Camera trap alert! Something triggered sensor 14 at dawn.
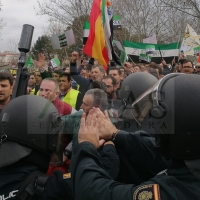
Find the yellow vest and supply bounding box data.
[29,88,39,96]
[62,89,79,109]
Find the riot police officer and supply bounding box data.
[0,95,73,200]
[71,73,200,199]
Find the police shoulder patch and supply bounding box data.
[133,184,161,200]
[63,173,71,179]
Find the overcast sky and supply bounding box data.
[0,0,49,52]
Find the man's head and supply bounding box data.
[34,71,42,85]
[52,70,62,81]
[80,88,108,113]
[108,67,122,85]
[102,75,117,98]
[133,65,141,73]
[181,59,194,74]
[28,73,36,87]
[195,63,200,74]
[59,73,71,93]
[39,78,59,102]
[91,65,105,81]
[0,72,14,108]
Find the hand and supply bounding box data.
[35,53,45,68]
[78,109,105,149]
[70,51,79,63]
[161,58,167,66]
[172,58,175,65]
[96,108,118,141]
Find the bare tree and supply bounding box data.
[0,0,6,42]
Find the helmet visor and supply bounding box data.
[131,80,161,126]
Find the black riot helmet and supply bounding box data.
[119,72,158,105]
[132,73,200,160]
[0,95,63,168]
[117,72,158,119]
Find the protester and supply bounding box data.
[0,72,13,113]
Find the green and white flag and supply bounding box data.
[113,15,122,30]
[139,54,151,62]
[50,29,75,49]
[50,58,61,68]
[83,22,90,45]
[123,41,180,64]
[194,46,200,56]
[25,55,33,68]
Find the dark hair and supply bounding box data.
[0,72,14,86]
[146,68,159,79]
[91,81,107,92]
[102,75,117,86]
[59,72,71,82]
[108,67,122,75]
[182,59,194,67]
[54,70,63,75]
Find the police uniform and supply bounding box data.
[0,161,73,200]
[71,142,200,200]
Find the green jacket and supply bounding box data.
[62,110,83,152]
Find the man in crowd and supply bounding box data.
[28,73,36,95]
[0,72,13,113]
[62,88,120,179]
[102,75,118,100]
[39,78,75,116]
[195,63,200,74]
[59,72,82,110]
[181,59,195,74]
[108,67,122,90]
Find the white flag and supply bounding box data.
[180,24,200,55]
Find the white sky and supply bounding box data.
[0,0,49,52]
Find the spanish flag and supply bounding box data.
[83,0,109,67]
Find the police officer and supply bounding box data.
[0,95,74,200]
[116,72,158,135]
[109,72,171,184]
[71,73,200,199]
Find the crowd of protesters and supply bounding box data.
[0,50,200,199]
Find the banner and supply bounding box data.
[180,24,200,55]
[123,41,180,64]
[50,29,75,49]
[143,35,157,44]
[50,58,61,68]
[25,55,33,68]
[113,15,122,30]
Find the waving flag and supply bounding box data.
[83,0,109,67]
[83,22,90,45]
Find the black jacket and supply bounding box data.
[0,159,74,200]
[71,142,200,200]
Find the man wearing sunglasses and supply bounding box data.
[195,63,200,74]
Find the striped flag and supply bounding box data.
[83,0,109,67]
[123,41,180,64]
[83,22,90,45]
[102,0,112,61]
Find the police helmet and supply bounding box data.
[0,95,62,168]
[132,73,200,159]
